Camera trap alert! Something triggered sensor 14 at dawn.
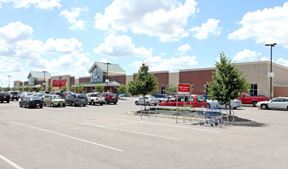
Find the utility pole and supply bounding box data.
[265,43,277,99]
[8,75,12,89]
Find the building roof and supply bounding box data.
[27,71,51,80]
[179,61,288,72]
[88,62,125,75]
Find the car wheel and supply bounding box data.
[261,104,268,109]
[63,103,66,107]
[146,102,150,106]
[7,100,9,103]
[40,105,43,108]
[207,103,211,109]
[135,101,139,105]
[252,101,257,107]
[114,102,117,105]
[100,102,103,106]
[26,103,29,108]
[233,107,237,109]
[19,103,22,107]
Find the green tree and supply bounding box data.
[95,85,104,92]
[61,87,68,92]
[207,52,249,113]
[128,63,158,109]
[165,85,177,95]
[117,84,127,94]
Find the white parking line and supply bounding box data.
[0,154,24,169]
[77,122,181,141]
[8,121,123,152]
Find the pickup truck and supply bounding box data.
[239,93,269,107]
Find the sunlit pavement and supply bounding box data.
[0,99,287,169]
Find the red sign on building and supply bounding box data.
[52,79,67,87]
[178,83,190,95]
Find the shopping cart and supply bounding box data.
[200,109,223,127]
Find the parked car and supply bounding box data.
[44,94,66,107]
[103,92,118,104]
[65,93,88,106]
[256,97,288,110]
[207,99,242,109]
[9,91,20,101]
[19,92,32,100]
[19,95,44,108]
[135,95,159,106]
[35,93,45,100]
[159,95,208,108]
[239,93,269,107]
[86,92,105,105]
[153,94,169,103]
[0,92,10,103]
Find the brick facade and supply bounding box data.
[109,75,126,84]
[79,77,91,84]
[179,69,213,95]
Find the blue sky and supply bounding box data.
[0,0,288,87]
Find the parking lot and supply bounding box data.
[0,98,288,169]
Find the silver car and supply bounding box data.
[135,95,159,106]
[256,97,288,110]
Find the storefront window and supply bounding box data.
[249,84,258,96]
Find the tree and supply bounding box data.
[165,85,177,95]
[207,52,249,113]
[117,84,127,94]
[128,63,158,110]
[95,85,104,92]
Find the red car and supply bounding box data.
[238,93,269,107]
[159,95,208,108]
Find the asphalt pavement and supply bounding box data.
[0,98,288,169]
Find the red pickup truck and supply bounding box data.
[239,93,269,107]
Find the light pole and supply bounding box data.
[42,71,47,91]
[8,75,12,89]
[265,43,277,99]
[105,62,111,91]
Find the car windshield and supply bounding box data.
[77,95,86,99]
[52,95,61,99]
[30,96,41,100]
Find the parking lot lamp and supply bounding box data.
[265,43,277,99]
[8,75,12,89]
[105,62,111,90]
[42,71,47,91]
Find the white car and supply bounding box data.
[135,95,159,106]
[256,97,288,110]
[207,99,241,109]
[86,92,105,105]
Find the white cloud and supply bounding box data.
[0,21,91,83]
[233,49,263,62]
[95,0,198,42]
[190,18,221,40]
[0,21,33,42]
[60,8,88,30]
[178,43,191,54]
[131,55,197,72]
[43,38,83,53]
[0,0,61,9]
[276,57,288,67]
[94,34,152,57]
[228,2,288,48]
